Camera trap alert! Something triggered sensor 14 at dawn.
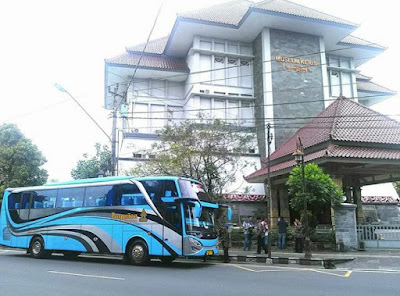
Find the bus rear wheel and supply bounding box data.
[30,237,49,259]
[127,240,149,266]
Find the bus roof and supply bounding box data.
[44,176,197,187]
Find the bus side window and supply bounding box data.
[8,193,21,210]
[32,191,44,209]
[84,185,114,207]
[164,181,178,197]
[57,188,85,208]
[37,189,57,208]
[21,192,32,209]
[140,180,164,203]
[116,184,146,206]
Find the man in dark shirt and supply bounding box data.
[277,217,288,250]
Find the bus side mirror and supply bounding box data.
[194,202,202,218]
[227,208,232,221]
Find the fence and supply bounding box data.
[357,224,400,248]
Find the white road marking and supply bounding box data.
[230,264,352,278]
[48,270,125,281]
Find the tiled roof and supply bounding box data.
[326,145,400,160]
[253,0,357,27]
[266,97,400,162]
[339,35,386,50]
[356,73,372,81]
[245,149,326,180]
[357,80,396,94]
[126,36,169,54]
[178,0,251,26]
[178,0,357,27]
[105,52,189,72]
[245,144,400,180]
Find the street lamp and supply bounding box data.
[54,83,116,176]
[292,137,312,259]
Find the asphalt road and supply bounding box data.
[1,249,400,296]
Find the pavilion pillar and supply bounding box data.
[353,185,366,225]
[279,186,291,222]
[270,186,279,228]
[331,176,344,228]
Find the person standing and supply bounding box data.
[277,216,288,250]
[242,216,254,251]
[294,218,304,253]
[219,224,230,263]
[257,217,268,254]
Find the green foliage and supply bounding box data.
[310,230,336,244]
[126,118,256,198]
[0,124,48,200]
[287,163,342,225]
[71,143,112,179]
[394,181,400,194]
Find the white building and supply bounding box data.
[104,0,395,205]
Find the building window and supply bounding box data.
[198,97,254,125]
[214,56,225,85]
[228,43,238,54]
[132,103,149,133]
[150,104,165,133]
[227,58,239,86]
[327,55,353,98]
[167,106,183,126]
[215,42,225,52]
[200,40,212,50]
[227,101,239,121]
[200,54,212,82]
[214,100,226,119]
[240,60,252,88]
[200,97,212,119]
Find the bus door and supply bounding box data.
[14,192,31,248]
[162,202,183,256]
[140,179,183,257]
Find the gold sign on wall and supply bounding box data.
[275,56,318,73]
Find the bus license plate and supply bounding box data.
[206,250,214,256]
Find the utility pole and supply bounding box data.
[267,123,273,259]
[107,84,126,176]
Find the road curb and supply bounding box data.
[210,254,355,267]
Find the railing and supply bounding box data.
[357,224,400,241]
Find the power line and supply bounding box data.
[105,40,385,98]
[116,93,398,116]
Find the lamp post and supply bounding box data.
[54,83,115,175]
[292,138,312,259]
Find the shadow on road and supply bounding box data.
[9,252,213,270]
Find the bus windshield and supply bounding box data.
[184,203,217,239]
[178,179,211,202]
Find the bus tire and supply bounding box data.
[30,236,49,259]
[127,240,149,266]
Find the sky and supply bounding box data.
[0,0,399,182]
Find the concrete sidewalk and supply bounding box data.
[215,247,400,269]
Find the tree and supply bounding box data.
[127,119,256,199]
[394,181,400,196]
[287,163,342,226]
[71,143,112,179]
[0,124,48,201]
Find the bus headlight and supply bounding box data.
[188,237,202,252]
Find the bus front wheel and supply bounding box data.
[127,240,149,266]
[30,237,49,259]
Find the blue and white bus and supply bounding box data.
[0,176,231,265]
